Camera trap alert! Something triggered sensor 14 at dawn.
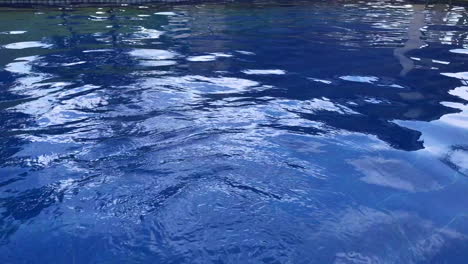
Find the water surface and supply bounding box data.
[0,1,468,263]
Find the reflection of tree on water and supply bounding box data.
[156,2,467,152]
[393,3,468,178]
[394,4,426,76]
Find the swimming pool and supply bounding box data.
[0,1,467,263]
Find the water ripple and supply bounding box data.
[0,1,467,263]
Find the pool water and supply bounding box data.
[0,1,467,263]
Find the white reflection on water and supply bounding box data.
[439,102,468,130]
[5,56,40,74]
[339,75,379,83]
[187,55,217,62]
[129,49,178,60]
[139,60,177,67]
[62,61,87,67]
[450,49,468,55]
[154,12,177,16]
[4,55,55,95]
[83,49,113,53]
[141,75,260,94]
[242,69,286,75]
[236,50,255,55]
[449,86,468,101]
[3,41,52,49]
[1,31,27,35]
[210,53,233,58]
[132,27,164,40]
[308,78,333,84]
[89,16,108,21]
[432,59,450,65]
[441,72,468,80]
[281,98,359,115]
[187,53,232,62]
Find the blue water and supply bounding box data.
[0,1,467,263]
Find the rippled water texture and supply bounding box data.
[0,1,468,263]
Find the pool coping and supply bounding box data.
[1,0,468,8]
